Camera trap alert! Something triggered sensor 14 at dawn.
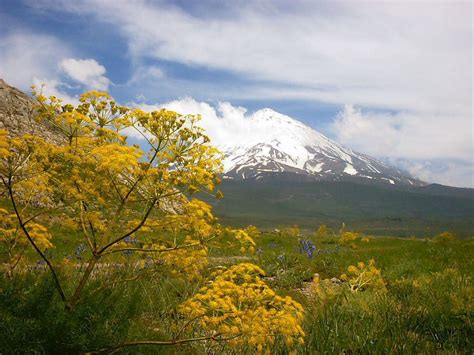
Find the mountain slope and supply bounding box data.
[220,108,423,186]
[205,179,474,237]
[0,79,64,144]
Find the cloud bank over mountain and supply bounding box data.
[131,98,473,187]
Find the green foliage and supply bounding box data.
[0,273,140,352]
[1,231,473,353]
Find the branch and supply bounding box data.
[98,199,157,255]
[96,334,240,353]
[119,142,161,209]
[92,275,143,293]
[79,201,96,252]
[102,235,217,257]
[22,201,74,226]
[2,176,67,303]
[69,254,99,307]
[102,244,195,256]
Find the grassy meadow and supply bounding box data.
[1,222,473,354]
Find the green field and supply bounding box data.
[1,227,473,353]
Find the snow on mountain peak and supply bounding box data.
[160,97,421,185]
[218,108,422,186]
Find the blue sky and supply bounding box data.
[0,0,472,187]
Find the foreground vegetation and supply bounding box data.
[1,89,472,353]
[1,227,472,353]
[253,230,473,353]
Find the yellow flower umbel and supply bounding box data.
[151,236,209,281]
[344,259,386,293]
[179,263,305,353]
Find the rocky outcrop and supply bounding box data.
[0,79,64,144]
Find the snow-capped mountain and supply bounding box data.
[219,108,423,186]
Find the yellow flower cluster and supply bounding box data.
[0,208,53,250]
[338,231,359,245]
[0,208,53,275]
[231,229,256,253]
[314,224,331,239]
[0,131,54,206]
[179,263,305,353]
[281,225,301,238]
[432,231,457,243]
[244,225,260,239]
[149,236,209,281]
[0,129,9,159]
[341,259,385,293]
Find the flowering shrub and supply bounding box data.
[432,231,457,243]
[179,263,305,353]
[339,231,359,245]
[151,237,209,281]
[310,259,385,305]
[340,259,385,293]
[0,90,297,351]
[282,225,301,238]
[314,224,331,239]
[244,225,261,239]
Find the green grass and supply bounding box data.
[1,228,473,353]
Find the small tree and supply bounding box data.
[0,90,304,352]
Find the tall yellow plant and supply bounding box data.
[0,89,303,351]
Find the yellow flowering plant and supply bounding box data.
[341,259,386,293]
[339,231,360,245]
[0,207,52,277]
[0,89,303,351]
[179,263,305,353]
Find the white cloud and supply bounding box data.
[0,31,110,100]
[9,1,474,186]
[332,105,473,161]
[60,58,110,91]
[31,77,79,104]
[128,66,164,84]
[331,105,473,187]
[33,0,472,114]
[394,159,473,189]
[127,97,251,148]
[0,32,70,91]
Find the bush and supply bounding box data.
[432,231,458,243]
